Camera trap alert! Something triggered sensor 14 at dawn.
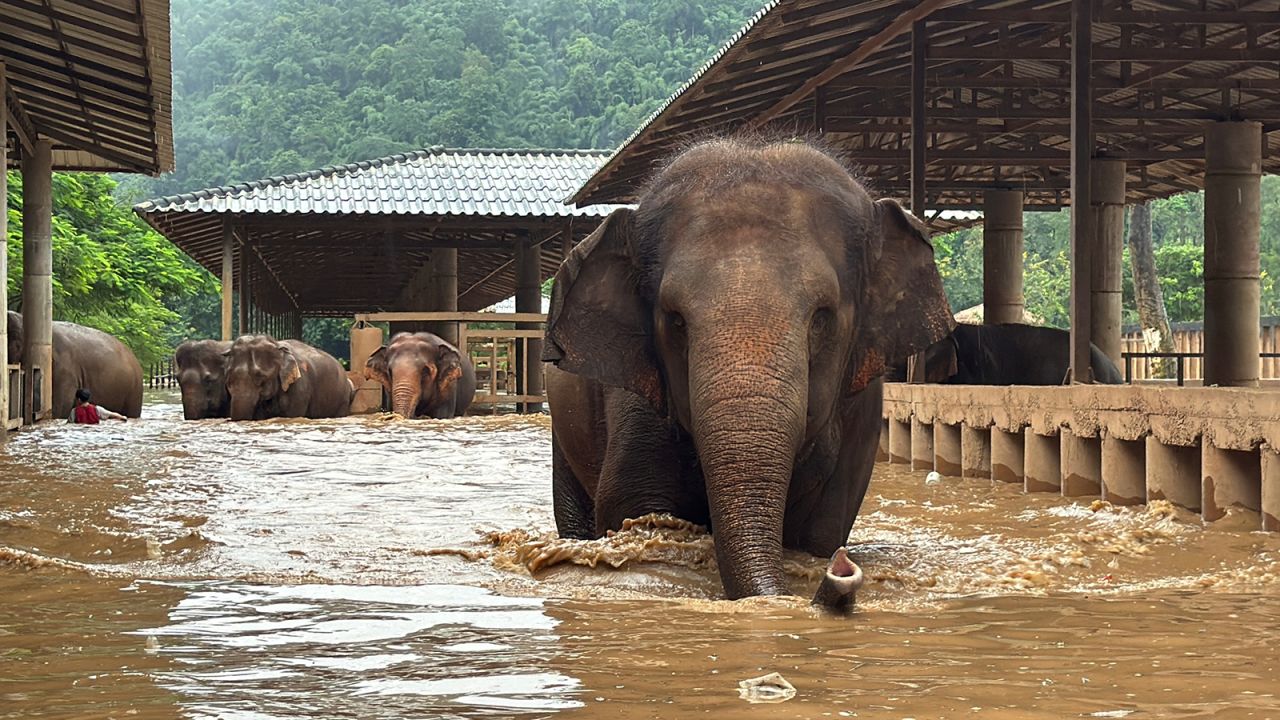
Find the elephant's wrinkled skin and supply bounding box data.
[887,322,1124,385]
[175,339,232,419]
[7,311,143,419]
[365,332,475,419]
[543,139,954,601]
[224,335,353,421]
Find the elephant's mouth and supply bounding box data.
[810,547,864,613]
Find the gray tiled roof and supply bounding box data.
[135,147,618,217]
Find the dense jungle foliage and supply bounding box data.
[5,0,1278,364]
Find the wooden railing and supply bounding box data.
[1122,352,1280,386]
[353,312,547,412]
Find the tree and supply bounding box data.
[1127,201,1174,376]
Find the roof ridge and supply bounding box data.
[134,147,613,210]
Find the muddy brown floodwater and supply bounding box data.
[4,391,1280,719]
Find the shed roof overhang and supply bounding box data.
[136,148,622,315]
[2,0,174,175]
[571,0,1280,227]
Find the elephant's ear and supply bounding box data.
[543,207,665,413]
[364,346,390,386]
[278,344,303,392]
[435,343,464,397]
[849,199,955,392]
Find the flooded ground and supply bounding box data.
[4,391,1280,719]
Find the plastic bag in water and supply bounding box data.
[737,672,796,703]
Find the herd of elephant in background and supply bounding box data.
[6,138,1130,608]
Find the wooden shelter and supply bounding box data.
[3,0,175,433]
[571,0,1280,529]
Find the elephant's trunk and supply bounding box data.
[390,377,421,418]
[229,394,257,422]
[688,329,807,600]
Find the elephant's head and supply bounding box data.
[364,332,463,418]
[544,138,953,599]
[223,335,302,421]
[6,311,22,366]
[175,339,232,419]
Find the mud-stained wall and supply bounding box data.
[881,383,1280,531]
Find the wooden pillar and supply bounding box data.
[982,190,1025,325]
[910,20,927,218]
[0,63,8,436]
[1203,121,1262,387]
[221,219,234,341]
[515,237,544,413]
[1068,0,1094,383]
[237,233,249,337]
[22,139,53,422]
[1090,159,1125,367]
[429,248,459,346]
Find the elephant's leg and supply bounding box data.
[593,388,705,534]
[783,379,884,557]
[553,428,595,539]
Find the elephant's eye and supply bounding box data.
[667,312,686,331]
[809,308,835,354]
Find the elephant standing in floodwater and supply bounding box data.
[7,311,143,419]
[223,335,353,421]
[175,339,232,419]
[887,323,1124,385]
[543,138,954,603]
[364,332,475,419]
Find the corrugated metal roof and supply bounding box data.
[2,0,174,175]
[136,147,619,218]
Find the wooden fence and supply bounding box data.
[1121,318,1280,381]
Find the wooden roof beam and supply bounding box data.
[748,0,954,129]
[3,82,36,153]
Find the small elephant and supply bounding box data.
[888,322,1124,384]
[7,311,144,419]
[543,138,954,604]
[364,331,475,419]
[223,335,353,421]
[175,339,232,419]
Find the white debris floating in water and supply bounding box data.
[738,672,797,703]
[925,471,942,485]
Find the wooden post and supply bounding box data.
[910,20,927,218]
[238,230,249,337]
[0,62,8,436]
[22,139,53,422]
[221,218,234,341]
[515,237,544,413]
[1069,0,1094,383]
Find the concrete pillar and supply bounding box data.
[1203,121,1262,387]
[934,423,962,477]
[1102,436,1145,506]
[515,238,544,413]
[991,428,1024,484]
[962,426,991,479]
[877,417,890,462]
[1024,430,1062,493]
[1060,432,1101,498]
[22,139,53,422]
[0,64,8,437]
[428,248,459,346]
[1262,446,1280,532]
[1090,159,1126,367]
[889,418,912,464]
[221,219,234,341]
[1146,439,1201,511]
[911,417,934,472]
[1202,444,1261,522]
[982,190,1025,325]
